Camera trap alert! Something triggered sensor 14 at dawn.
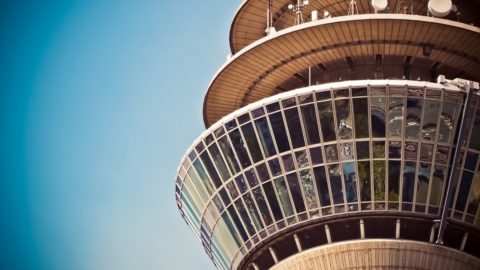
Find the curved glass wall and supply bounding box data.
[175,80,480,270]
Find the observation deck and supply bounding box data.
[205,14,480,128]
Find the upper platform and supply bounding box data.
[230,0,480,53]
[204,14,480,127]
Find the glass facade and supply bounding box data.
[175,81,480,270]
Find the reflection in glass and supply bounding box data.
[372,141,385,158]
[373,161,385,201]
[284,108,305,148]
[301,104,320,144]
[455,171,473,211]
[281,154,295,172]
[405,98,422,139]
[295,150,309,168]
[429,165,445,206]
[335,99,353,139]
[313,166,331,206]
[235,175,248,193]
[309,147,323,164]
[217,136,241,174]
[438,102,457,143]
[243,193,264,230]
[200,152,223,188]
[469,108,480,151]
[269,112,290,153]
[343,162,357,203]
[388,161,400,201]
[274,177,295,217]
[466,173,480,215]
[222,212,242,247]
[389,97,404,138]
[228,129,251,169]
[209,143,231,181]
[300,169,319,210]
[358,161,371,201]
[420,143,433,162]
[254,117,276,157]
[240,123,263,163]
[328,164,344,204]
[268,158,282,176]
[340,142,354,160]
[403,162,416,203]
[435,145,449,164]
[389,141,402,159]
[255,163,270,182]
[235,200,256,236]
[188,167,212,200]
[245,168,259,188]
[422,100,440,140]
[404,141,418,160]
[353,98,369,138]
[317,101,336,142]
[226,181,239,200]
[286,173,306,213]
[371,97,386,138]
[263,182,284,220]
[416,162,431,204]
[325,144,338,163]
[227,206,248,241]
[356,141,369,159]
[252,187,273,226]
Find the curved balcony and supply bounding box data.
[230,0,480,53]
[175,80,480,270]
[205,14,480,128]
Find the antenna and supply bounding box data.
[288,0,309,25]
[371,0,388,13]
[348,0,359,15]
[428,0,452,17]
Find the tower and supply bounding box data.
[174,1,480,269]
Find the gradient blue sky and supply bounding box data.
[0,1,239,269]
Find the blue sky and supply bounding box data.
[0,1,238,269]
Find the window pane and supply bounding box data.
[469,108,480,151]
[227,206,248,241]
[190,163,215,196]
[371,97,386,138]
[325,144,338,163]
[301,104,320,144]
[256,163,270,183]
[405,98,422,139]
[217,136,241,174]
[295,150,309,168]
[209,143,231,181]
[286,173,306,213]
[343,162,357,203]
[455,171,474,211]
[422,100,440,140]
[254,117,276,157]
[200,152,223,188]
[466,173,480,215]
[245,168,259,188]
[235,200,256,236]
[300,169,319,210]
[403,162,416,203]
[313,166,331,206]
[356,141,369,159]
[328,164,344,205]
[373,160,385,201]
[226,181,239,200]
[274,177,295,217]
[335,99,353,140]
[358,161,371,201]
[372,141,385,158]
[263,182,283,220]
[269,112,290,153]
[243,193,264,230]
[241,123,263,163]
[252,187,273,226]
[388,97,404,138]
[309,147,323,164]
[438,101,457,143]
[317,101,336,142]
[353,98,369,138]
[429,165,446,206]
[284,108,305,148]
[416,162,431,204]
[229,129,251,169]
[388,161,401,201]
[268,158,282,176]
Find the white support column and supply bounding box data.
[325,224,332,243]
[360,219,365,239]
[460,232,468,251]
[395,219,401,239]
[294,233,303,252]
[269,247,279,264]
[430,224,436,243]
